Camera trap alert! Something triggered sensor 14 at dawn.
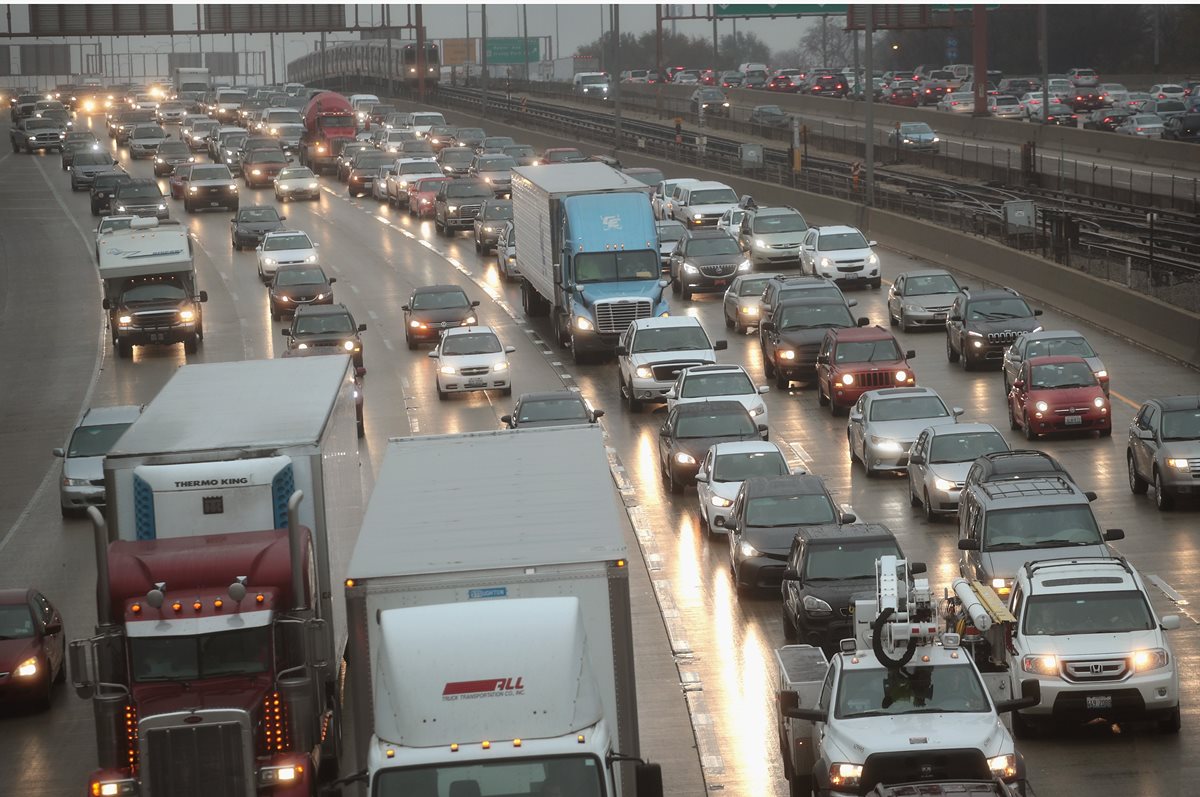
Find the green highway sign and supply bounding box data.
[484,37,540,65]
[713,4,848,16]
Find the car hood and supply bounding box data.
[190,177,235,188]
[659,241,680,255]
[902,292,958,309]
[272,282,330,297]
[981,542,1111,581]
[675,394,763,418]
[259,247,314,261]
[1027,385,1104,406]
[294,333,359,348]
[631,349,717,369]
[1021,629,1162,657]
[901,131,937,141]
[278,176,317,186]
[819,245,872,261]
[1161,440,1200,459]
[927,461,973,484]
[410,307,474,324]
[707,480,743,501]
[867,416,956,443]
[63,455,104,482]
[131,673,272,718]
[778,327,837,348]
[130,136,166,145]
[238,221,285,233]
[743,523,825,555]
[675,432,761,462]
[74,162,117,175]
[823,710,1009,764]
[799,574,877,608]
[756,231,805,246]
[440,352,506,369]
[686,202,737,215]
[967,317,1041,334]
[685,252,745,266]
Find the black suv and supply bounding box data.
[669,229,747,300]
[945,288,1042,370]
[757,274,855,350]
[112,178,168,219]
[963,449,1077,493]
[781,523,903,652]
[402,285,481,349]
[761,297,868,389]
[434,179,494,237]
[282,303,367,374]
[90,171,133,216]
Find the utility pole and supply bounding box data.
[385,5,394,98]
[416,4,427,102]
[821,16,828,66]
[864,7,875,206]
[1038,5,1049,127]
[655,4,663,117]
[971,4,988,117]
[611,3,622,151]
[481,3,489,118]
[521,3,530,81]
[269,33,276,84]
[712,15,718,68]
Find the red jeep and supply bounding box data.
[816,326,917,415]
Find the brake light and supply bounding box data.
[1158,93,1166,99]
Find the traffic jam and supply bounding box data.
[3,55,1199,797]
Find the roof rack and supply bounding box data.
[1024,556,1133,580]
[980,476,1076,500]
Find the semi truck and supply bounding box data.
[336,425,663,797]
[511,162,669,363]
[69,355,363,797]
[172,66,210,95]
[97,217,208,359]
[300,91,356,175]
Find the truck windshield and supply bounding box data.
[318,115,355,130]
[688,188,738,205]
[778,303,853,330]
[374,755,604,797]
[121,279,188,304]
[632,325,711,353]
[574,250,659,283]
[68,423,134,457]
[836,664,989,718]
[805,540,903,580]
[982,505,1102,551]
[1023,590,1154,636]
[131,626,271,682]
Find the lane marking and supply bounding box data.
[1147,574,1199,625]
[1109,388,1140,410]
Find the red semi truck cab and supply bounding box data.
[72,503,332,797]
[300,92,356,175]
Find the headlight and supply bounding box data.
[493,361,509,372]
[869,436,903,454]
[738,259,752,271]
[635,366,653,379]
[306,255,318,264]
[28,135,36,142]
[802,595,833,615]
[229,184,238,190]
[63,476,91,487]
[710,495,733,508]
[343,340,356,351]
[738,540,761,558]
[755,239,766,248]
[675,452,697,465]
[778,349,796,360]
[263,258,277,266]
[448,205,458,212]
[991,578,1013,596]
[118,315,132,324]
[1094,369,1108,379]
[158,204,166,211]
[819,257,833,268]
[179,310,195,321]
[933,477,957,492]
[741,305,758,315]
[748,404,766,417]
[463,316,477,325]
[308,182,319,189]
[15,657,38,678]
[439,365,457,376]
[841,373,855,385]
[829,763,862,789]
[279,295,290,302]
[1166,458,1192,471]
[1091,396,1106,408]
[115,205,125,212]
[1132,648,1170,672]
[682,263,699,274]
[155,157,163,163]
[867,252,879,265]
[259,765,299,785]
[894,370,908,382]
[987,754,1017,780]
[251,169,262,176]
[575,316,594,331]
[1034,400,1049,412]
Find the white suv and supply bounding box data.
[665,364,770,433]
[1007,557,1181,736]
[800,225,881,289]
[428,325,515,400]
[672,181,739,228]
[616,317,727,412]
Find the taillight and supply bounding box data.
[1158,93,1166,99]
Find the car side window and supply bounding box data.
[893,276,904,295]
[912,431,927,460]
[818,333,833,361]
[1145,406,1159,435]
[1134,405,1151,430]
[1009,585,1024,623]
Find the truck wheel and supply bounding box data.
[775,372,790,390]
[817,385,830,406]
[621,373,642,413]
[781,606,798,641]
[788,775,813,797]
[117,339,132,359]
[184,335,199,355]
[1010,710,1039,739]
[763,353,775,378]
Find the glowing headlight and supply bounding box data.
[158,204,166,211]
[870,436,902,454]
[1094,369,1107,379]
[155,157,163,163]
[741,305,758,315]
[829,763,862,789]
[575,316,594,331]
[1132,648,1170,672]
[179,310,195,321]
[439,365,457,375]
[251,169,262,176]
[259,764,299,785]
[115,205,125,212]
[934,477,957,492]
[463,316,477,325]
[306,255,318,263]
[778,350,796,360]
[841,373,855,385]
[493,362,509,372]
[279,295,290,302]
[1166,458,1191,471]
[635,366,653,379]
[28,135,36,142]
[675,452,697,465]
[693,213,703,220]
[682,263,699,274]
[895,370,908,382]
[991,578,1013,596]
[448,205,458,212]
[738,259,752,271]
[1091,396,1106,408]
[710,495,733,508]
[308,182,319,189]
[188,186,199,193]
[1034,400,1049,412]
[755,239,766,248]
[867,252,879,265]
[739,540,761,558]
[229,184,238,190]
[15,657,38,678]
[262,258,277,266]
[342,341,355,351]
[987,754,1017,780]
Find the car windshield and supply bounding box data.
[712,451,788,482]
[412,290,469,310]
[445,181,493,198]
[441,149,475,165]
[518,398,588,423]
[836,664,989,719]
[1029,361,1097,389]
[804,539,903,581]
[294,313,354,335]
[687,237,742,257]
[354,152,391,168]
[738,277,770,297]
[263,234,311,251]
[681,371,755,398]
[757,105,783,115]
[482,137,515,148]
[753,213,807,234]
[1161,409,1200,441]
[929,432,1008,464]
[457,128,485,139]
[900,123,934,135]
[192,166,231,180]
[675,411,757,439]
[835,339,902,364]
[251,151,288,163]
[983,505,1102,550]
[95,174,132,190]
[698,90,724,100]
[479,157,516,171]
[504,145,536,158]
[547,149,584,162]
[158,142,189,156]
[413,113,446,126]
[689,188,738,205]
[575,250,659,284]
[100,218,134,234]
[482,203,513,220]
[442,333,502,356]
[0,603,35,639]
[779,284,844,303]
[374,757,603,797]
[121,279,187,303]
[68,422,133,457]
[132,127,165,139]
[74,152,114,166]
[819,231,869,251]
[905,274,959,295]
[778,303,854,330]
[657,223,686,242]
[869,396,948,421]
[275,268,325,286]
[1023,590,1154,636]
[746,493,835,527]
[633,326,711,353]
[580,75,607,85]
[25,119,59,130]
[130,626,270,682]
[415,178,449,192]
[280,167,315,180]
[239,209,281,223]
[628,169,665,186]
[118,185,162,200]
[400,162,439,175]
[966,297,1032,320]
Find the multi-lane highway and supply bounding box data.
[1,103,1197,797]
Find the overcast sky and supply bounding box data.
[3,3,819,82]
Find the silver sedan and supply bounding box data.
[847,387,963,476]
[886,269,962,331]
[906,423,1009,521]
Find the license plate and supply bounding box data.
[362,179,373,186]
[149,333,164,342]
[1065,415,1082,425]
[934,313,946,319]
[713,279,728,287]
[1086,695,1112,709]
[209,201,219,206]
[465,379,486,388]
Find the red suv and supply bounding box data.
[816,326,917,415]
[1007,355,1111,439]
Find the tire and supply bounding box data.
[788,775,813,797]
[622,373,642,413]
[435,219,445,236]
[117,338,132,359]
[817,384,830,406]
[775,372,789,390]
[923,489,938,523]
[900,310,913,332]
[436,384,447,401]
[888,307,898,326]
[1008,401,1019,430]
[781,606,798,641]
[184,200,193,213]
[668,470,684,495]
[91,204,100,217]
[1159,706,1181,734]
[1154,470,1175,511]
[872,279,881,289]
[672,276,681,296]
[848,433,860,464]
[502,386,512,397]
[681,285,693,301]
[357,421,365,438]
[233,239,241,251]
[960,341,973,371]
[474,238,481,253]
[271,308,280,322]
[763,352,776,378]
[1023,411,1036,441]
[946,334,960,363]
[908,479,921,507]
[724,313,735,329]
[1011,710,1039,740]
[406,335,417,351]
[1128,452,1149,495]
[184,335,199,355]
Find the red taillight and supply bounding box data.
[1137,127,1144,132]
[1158,93,1166,99]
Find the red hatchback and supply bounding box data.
[1008,355,1111,439]
[887,88,920,107]
[0,588,66,709]
[816,326,917,415]
[408,175,451,218]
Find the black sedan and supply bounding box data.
[0,588,65,710]
[231,205,285,250]
[669,229,748,300]
[268,265,335,321]
[749,105,791,128]
[402,284,480,349]
[1082,108,1133,132]
[282,303,366,374]
[658,401,766,494]
[501,391,604,429]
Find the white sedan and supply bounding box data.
[694,441,792,534]
[665,364,771,435]
[428,325,515,399]
[273,166,321,202]
[257,230,319,282]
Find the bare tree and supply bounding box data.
[798,16,855,68]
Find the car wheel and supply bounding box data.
[117,338,132,359]
[1154,469,1175,511]
[91,203,100,216]
[672,276,681,296]
[668,470,684,495]
[923,489,939,523]
[1159,706,1182,734]
[872,279,882,289]
[233,238,241,251]
[474,238,481,253]
[900,309,913,332]
[271,308,280,322]
[817,383,830,406]
[1011,710,1039,740]
[184,200,193,213]
[781,605,798,641]
[1023,411,1036,440]
[946,334,959,363]
[848,432,859,463]
[436,384,447,400]
[908,478,920,507]
[502,386,512,397]
[1128,452,1149,495]
[775,371,790,390]
[681,285,693,301]
[762,352,775,377]
[184,335,199,355]
[888,306,898,326]
[406,334,417,351]
[960,340,973,370]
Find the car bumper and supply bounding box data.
[901,307,950,326]
[1027,410,1110,435]
[0,664,50,700]
[117,324,196,346]
[443,215,475,229]
[1022,671,1177,720]
[863,440,913,470]
[277,186,319,200]
[922,478,964,513]
[571,328,621,354]
[437,373,510,393]
[791,608,856,651]
[61,483,106,511]
[475,229,501,245]
[963,340,1008,363]
[816,266,879,284]
[703,502,734,532]
[236,231,269,246]
[629,377,676,402]
[679,272,738,293]
[732,553,787,589]
[751,247,802,266]
[407,320,467,341]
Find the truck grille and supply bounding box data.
[849,370,896,388]
[699,263,738,278]
[594,299,652,334]
[986,330,1019,345]
[457,203,482,219]
[651,361,706,382]
[1062,658,1129,683]
[131,310,182,330]
[31,132,62,144]
[142,722,250,797]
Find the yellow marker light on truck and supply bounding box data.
[481,740,491,750]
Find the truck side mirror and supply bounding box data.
[306,617,330,670]
[280,328,291,337]
[957,538,980,551]
[615,345,629,357]
[817,354,830,364]
[760,321,775,332]
[910,562,927,575]
[52,447,65,458]
[856,317,870,327]
[996,679,1041,713]
[67,639,96,699]
[198,290,209,302]
[101,298,111,310]
[1162,615,1182,631]
[840,511,857,524]
[635,763,664,797]
[713,340,728,351]
[1084,490,1098,501]
[905,349,916,359]
[357,323,367,332]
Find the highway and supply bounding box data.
[1,103,1198,797]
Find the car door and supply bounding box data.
[959,495,984,580]
[887,275,904,320]
[848,394,868,458]
[801,229,818,271]
[815,332,834,392]
[782,537,805,619]
[658,408,677,473]
[696,448,716,516]
[1011,362,1031,421]
[908,429,930,495]
[1003,335,1026,390]
[669,236,686,283]
[666,370,687,413]
[947,294,964,348]
[32,592,63,672]
[725,484,748,566]
[1139,404,1161,477]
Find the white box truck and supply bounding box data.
[338,425,662,797]
[173,66,210,96]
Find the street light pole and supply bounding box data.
[864,9,875,206]
[480,3,489,119]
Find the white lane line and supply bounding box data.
[229,291,238,302]
[1147,575,1198,624]
[780,438,815,469]
[350,284,360,293]
[382,338,394,351]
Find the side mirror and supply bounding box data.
[782,568,800,582]
[328,278,337,284]
[401,304,410,311]
[868,240,878,247]
[856,317,870,327]
[849,411,862,422]
[280,328,291,337]
[67,639,96,699]
[101,298,111,310]
[357,323,367,332]
[960,285,970,291]
[1084,490,1098,502]
[615,345,629,357]
[905,349,916,359]
[713,340,728,351]
[53,447,65,458]
[500,414,513,426]
[504,345,516,353]
[665,388,677,399]
[817,354,830,365]
[229,218,236,224]
[658,426,670,437]
[910,562,927,575]
[427,351,438,359]
[995,679,1041,714]
[198,290,209,302]
[760,321,775,332]
[278,215,286,220]
[757,423,769,434]
[847,299,858,307]
[1104,528,1125,541]
[1012,379,1025,390]
[471,300,481,307]
[950,314,963,322]
[909,451,925,464]
[1161,615,1182,631]
[784,703,827,723]
[1033,309,1043,316]
[1135,427,1153,440]
[758,385,770,394]
[952,406,964,417]
[840,511,857,524]
[957,538,980,551]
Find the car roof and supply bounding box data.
[925,422,999,437]
[674,400,748,416]
[776,296,848,308]
[897,268,955,279]
[686,228,736,239]
[682,364,748,376]
[751,206,801,217]
[815,224,861,235]
[1149,394,1200,411]
[0,588,33,605]
[683,180,733,191]
[829,325,895,341]
[1022,557,1139,593]
[865,386,939,400]
[632,316,705,330]
[262,229,303,238]
[743,473,828,498]
[795,522,898,543]
[964,288,1020,300]
[443,324,497,338]
[768,274,830,286]
[80,404,143,427]
[710,441,783,457]
[973,449,1068,479]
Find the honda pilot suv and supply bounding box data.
[945,288,1043,370]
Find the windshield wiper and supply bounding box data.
[1033,539,1092,547]
[984,542,1028,550]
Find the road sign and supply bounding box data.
[946,36,958,47]
[484,37,540,65]
[946,47,958,61]
[714,4,848,17]
[442,37,475,65]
